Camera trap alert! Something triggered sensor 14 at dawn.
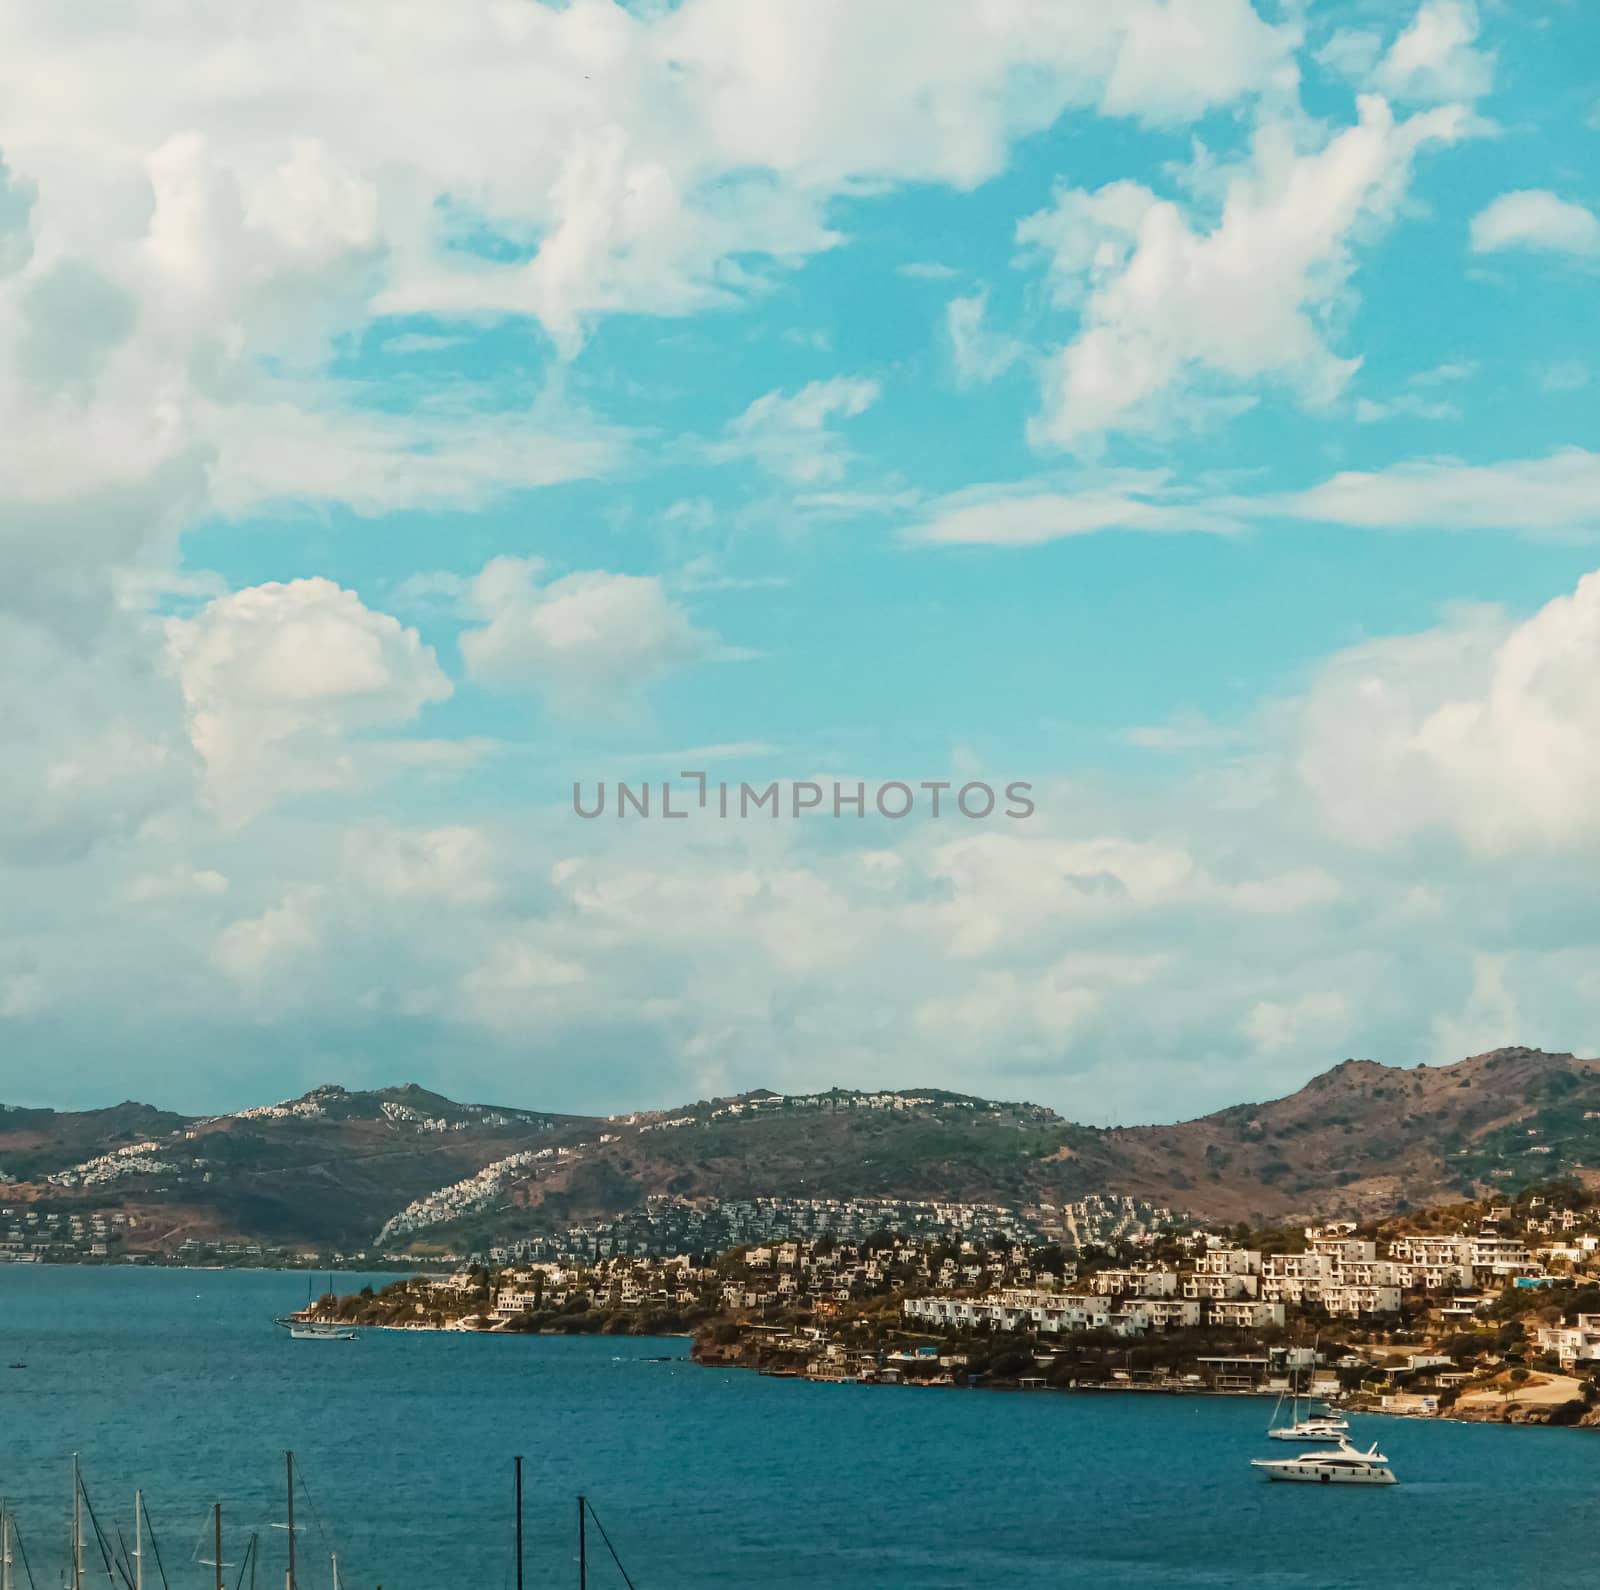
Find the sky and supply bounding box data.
[1,0,1598,1124]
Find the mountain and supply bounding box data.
[5,1049,1600,1254]
[1098,1046,1600,1222]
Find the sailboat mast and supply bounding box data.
[214,1505,223,1590]
[577,1496,586,1590]
[134,1489,143,1590]
[72,1454,84,1590]
[514,1458,523,1590]
[2,1498,12,1590]
[285,1451,296,1590]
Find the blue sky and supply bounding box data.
[2,0,1599,1123]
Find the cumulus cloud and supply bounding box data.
[1470,191,1600,260]
[460,556,715,711]
[914,961,1111,1060]
[166,578,452,825]
[213,886,325,989]
[1245,990,1349,1054]
[0,0,1291,361]
[1296,566,1600,855]
[1021,97,1470,448]
[1371,1,1493,104]
[0,614,196,864]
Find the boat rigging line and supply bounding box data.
[579,1497,636,1590]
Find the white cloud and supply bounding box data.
[1022,98,1470,448]
[0,970,44,1020]
[1353,357,1474,421]
[711,377,880,485]
[1296,566,1600,854]
[946,291,1025,385]
[166,578,452,825]
[1265,448,1600,535]
[1371,1,1493,104]
[1225,867,1342,915]
[1245,989,1349,1054]
[1314,29,1383,83]
[1540,361,1589,394]
[901,471,1241,545]
[459,934,589,1031]
[202,398,622,520]
[339,824,498,907]
[0,0,1254,651]
[1470,191,1600,259]
[1430,952,1519,1062]
[125,865,229,903]
[213,886,324,988]
[921,830,1331,959]
[1124,714,1253,753]
[914,962,1106,1058]
[0,0,1294,656]
[460,556,715,710]
[1409,360,1477,387]
[909,448,1600,551]
[1354,393,1460,423]
[0,153,34,275]
[0,613,196,863]
[6,0,1286,363]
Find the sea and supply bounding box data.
[0,1265,1594,1589]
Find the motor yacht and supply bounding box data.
[1251,1435,1396,1485]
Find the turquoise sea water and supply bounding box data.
[0,1265,1594,1589]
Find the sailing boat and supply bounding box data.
[275,1273,357,1339]
[1267,1354,1348,1442]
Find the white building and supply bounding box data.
[1536,1314,1600,1369]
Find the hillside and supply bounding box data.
[1101,1046,1600,1223]
[6,1049,1600,1254]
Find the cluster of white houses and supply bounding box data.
[469,1191,1181,1267]
[905,1221,1552,1335]
[427,1233,1078,1324]
[0,1205,127,1259]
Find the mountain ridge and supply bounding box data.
[5,1049,1600,1252]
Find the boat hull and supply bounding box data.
[1252,1461,1394,1485]
[276,1318,358,1340]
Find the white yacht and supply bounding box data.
[1267,1358,1349,1441]
[1268,1411,1350,1442]
[1251,1435,1396,1486]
